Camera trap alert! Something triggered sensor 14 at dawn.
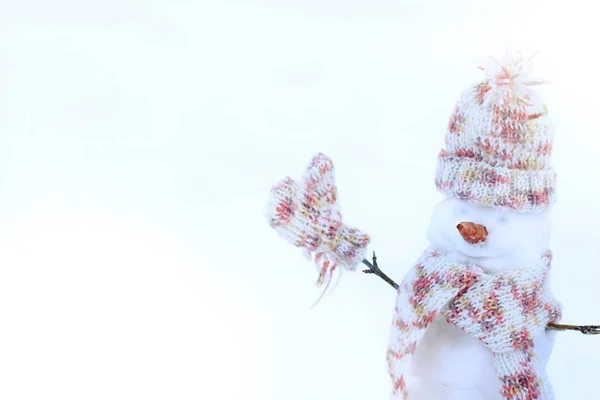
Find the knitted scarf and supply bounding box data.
[387,248,562,400]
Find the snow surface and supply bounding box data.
[1,1,599,399]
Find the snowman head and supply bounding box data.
[427,50,557,273]
[426,197,551,273]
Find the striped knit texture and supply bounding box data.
[435,51,556,212]
[266,153,370,287]
[388,248,562,400]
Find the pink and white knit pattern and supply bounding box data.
[435,51,556,212]
[266,153,370,287]
[388,248,562,400]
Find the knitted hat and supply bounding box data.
[435,51,556,212]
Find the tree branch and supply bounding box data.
[361,252,599,335]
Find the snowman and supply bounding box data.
[402,198,557,399]
[265,52,570,400]
[388,52,562,400]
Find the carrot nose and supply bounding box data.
[457,222,488,244]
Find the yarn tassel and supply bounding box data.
[311,253,343,308]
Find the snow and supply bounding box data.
[0,1,599,399]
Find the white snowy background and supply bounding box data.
[1,0,598,399]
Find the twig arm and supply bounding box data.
[547,322,599,334]
[362,252,399,290]
[360,252,599,335]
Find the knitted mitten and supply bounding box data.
[266,153,370,287]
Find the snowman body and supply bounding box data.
[404,197,557,400]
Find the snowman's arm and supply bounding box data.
[546,323,599,334]
[361,252,399,290]
[361,252,599,335]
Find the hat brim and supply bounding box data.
[435,153,556,212]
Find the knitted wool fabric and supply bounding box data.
[266,153,370,287]
[435,52,556,212]
[387,248,562,400]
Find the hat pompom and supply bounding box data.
[477,50,546,88]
